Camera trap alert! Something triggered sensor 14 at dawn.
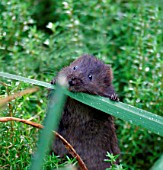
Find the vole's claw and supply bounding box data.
[51,79,56,85]
[110,93,119,101]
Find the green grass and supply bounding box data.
[0,0,163,169]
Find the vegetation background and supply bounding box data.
[0,0,162,169]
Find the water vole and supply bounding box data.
[50,55,120,169]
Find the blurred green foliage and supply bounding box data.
[0,0,162,169]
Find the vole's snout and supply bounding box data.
[68,77,77,86]
[68,76,82,87]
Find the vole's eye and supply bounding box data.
[88,74,92,80]
[73,66,78,70]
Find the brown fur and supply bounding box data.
[50,55,120,169]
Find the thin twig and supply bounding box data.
[0,87,39,108]
[0,81,9,87]
[0,117,88,170]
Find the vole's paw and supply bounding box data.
[110,93,119,101]
[51,78,56,85]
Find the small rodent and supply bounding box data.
[50,55,120,170]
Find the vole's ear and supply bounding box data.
[104,85,119,102]
[105,64,113,83]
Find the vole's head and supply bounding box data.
[51,55,118,100]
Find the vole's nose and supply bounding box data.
[68,77,76,86]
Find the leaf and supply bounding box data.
[0,72,163,137]
[150,154,163,170]
[65,91,163,136]
[0,72,54,89]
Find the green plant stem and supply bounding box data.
[30,84,67,170]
